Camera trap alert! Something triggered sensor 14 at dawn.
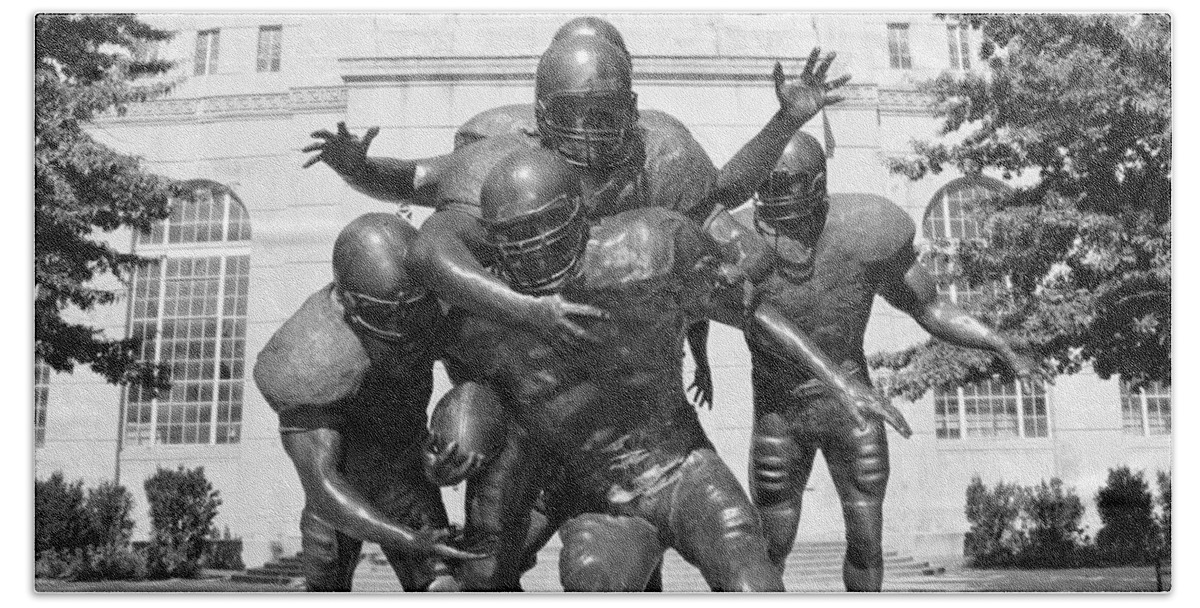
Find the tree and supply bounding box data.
[35,14,178,389]
[873,14,1170,398]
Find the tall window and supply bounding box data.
[887,23,913,69]
[35,360,50,447]
[125,183,250,446]
[947,23,971,70]
[194,29,220,76]
[925,178,1048,439]
[1121,380,1171,436]
[256,25,282,73]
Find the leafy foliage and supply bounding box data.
[1095,466,1158,560]
[1156,471,1171,559]
[34,472,91,556]
[144,466,222,578]
[1024,478,1086,555]
[35,14,178,389]
[84,481,135,548]
[963,475,1026,561]
[35,474,148,581]
[876,14,1170,395]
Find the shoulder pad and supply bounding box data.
[437,133,540,212]
[826,193,916,263]
[638,109,690,132]
[253,287,369,413]
[454,104,536,150]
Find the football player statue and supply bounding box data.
[428,149,910,592]
[740,131,1036,591]
[253,213,486,591]
[301,26,850,359]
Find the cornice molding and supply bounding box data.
[96,87,349,124]
[98,55,934,124]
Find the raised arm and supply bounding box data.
[280,426,486,561]
[302,122,449,207]
[411,208,609,352]
[880,259,1036,377]
[709,48,850,209]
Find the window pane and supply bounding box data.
[1021,382,1049,438]
[888,24,912,69]
[257,26,282,73]
[124,189,250,446]
[948,24,971,70]
[951,379,1045,439]
[35,360,51,447]
[934,387,961,439]
[194,30,219,76]
[1121,380,1171,435]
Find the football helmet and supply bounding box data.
[535,35,638,170]
[332,213,435,343]
[551,16,630,58]
[480,149,590,294]
[752,131,829,242]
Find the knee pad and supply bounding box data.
[847,424,889,498]
[750,414,796,508]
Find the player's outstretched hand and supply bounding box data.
[413,525,492,561]
[302,121,380,177]
[837,383,913,439]
[532,293,612,354]
[688,362,714,410]
[774,47,852,122]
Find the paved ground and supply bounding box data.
[35,553,1168,594]
[344,545,1167,593]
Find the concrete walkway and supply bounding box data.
[346,542,1165,593]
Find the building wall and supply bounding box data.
[35,13,1170,568]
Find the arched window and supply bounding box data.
[922,178,996,306]
[923,177,1049,440]
[124,182,251,446]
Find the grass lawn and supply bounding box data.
[942,565,1167,593]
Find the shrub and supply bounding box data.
[34,473,91,555]
[1024,478,1085,556]
[1156,470,1171,560]
[143,466,222,579]
[199,539,245,571]
[963,476,1026,563]
[34,548,85,580]
[84,481,135,548]
[964,476,1088,568]
[75,543,148,582]
[1095,466,1157,562]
